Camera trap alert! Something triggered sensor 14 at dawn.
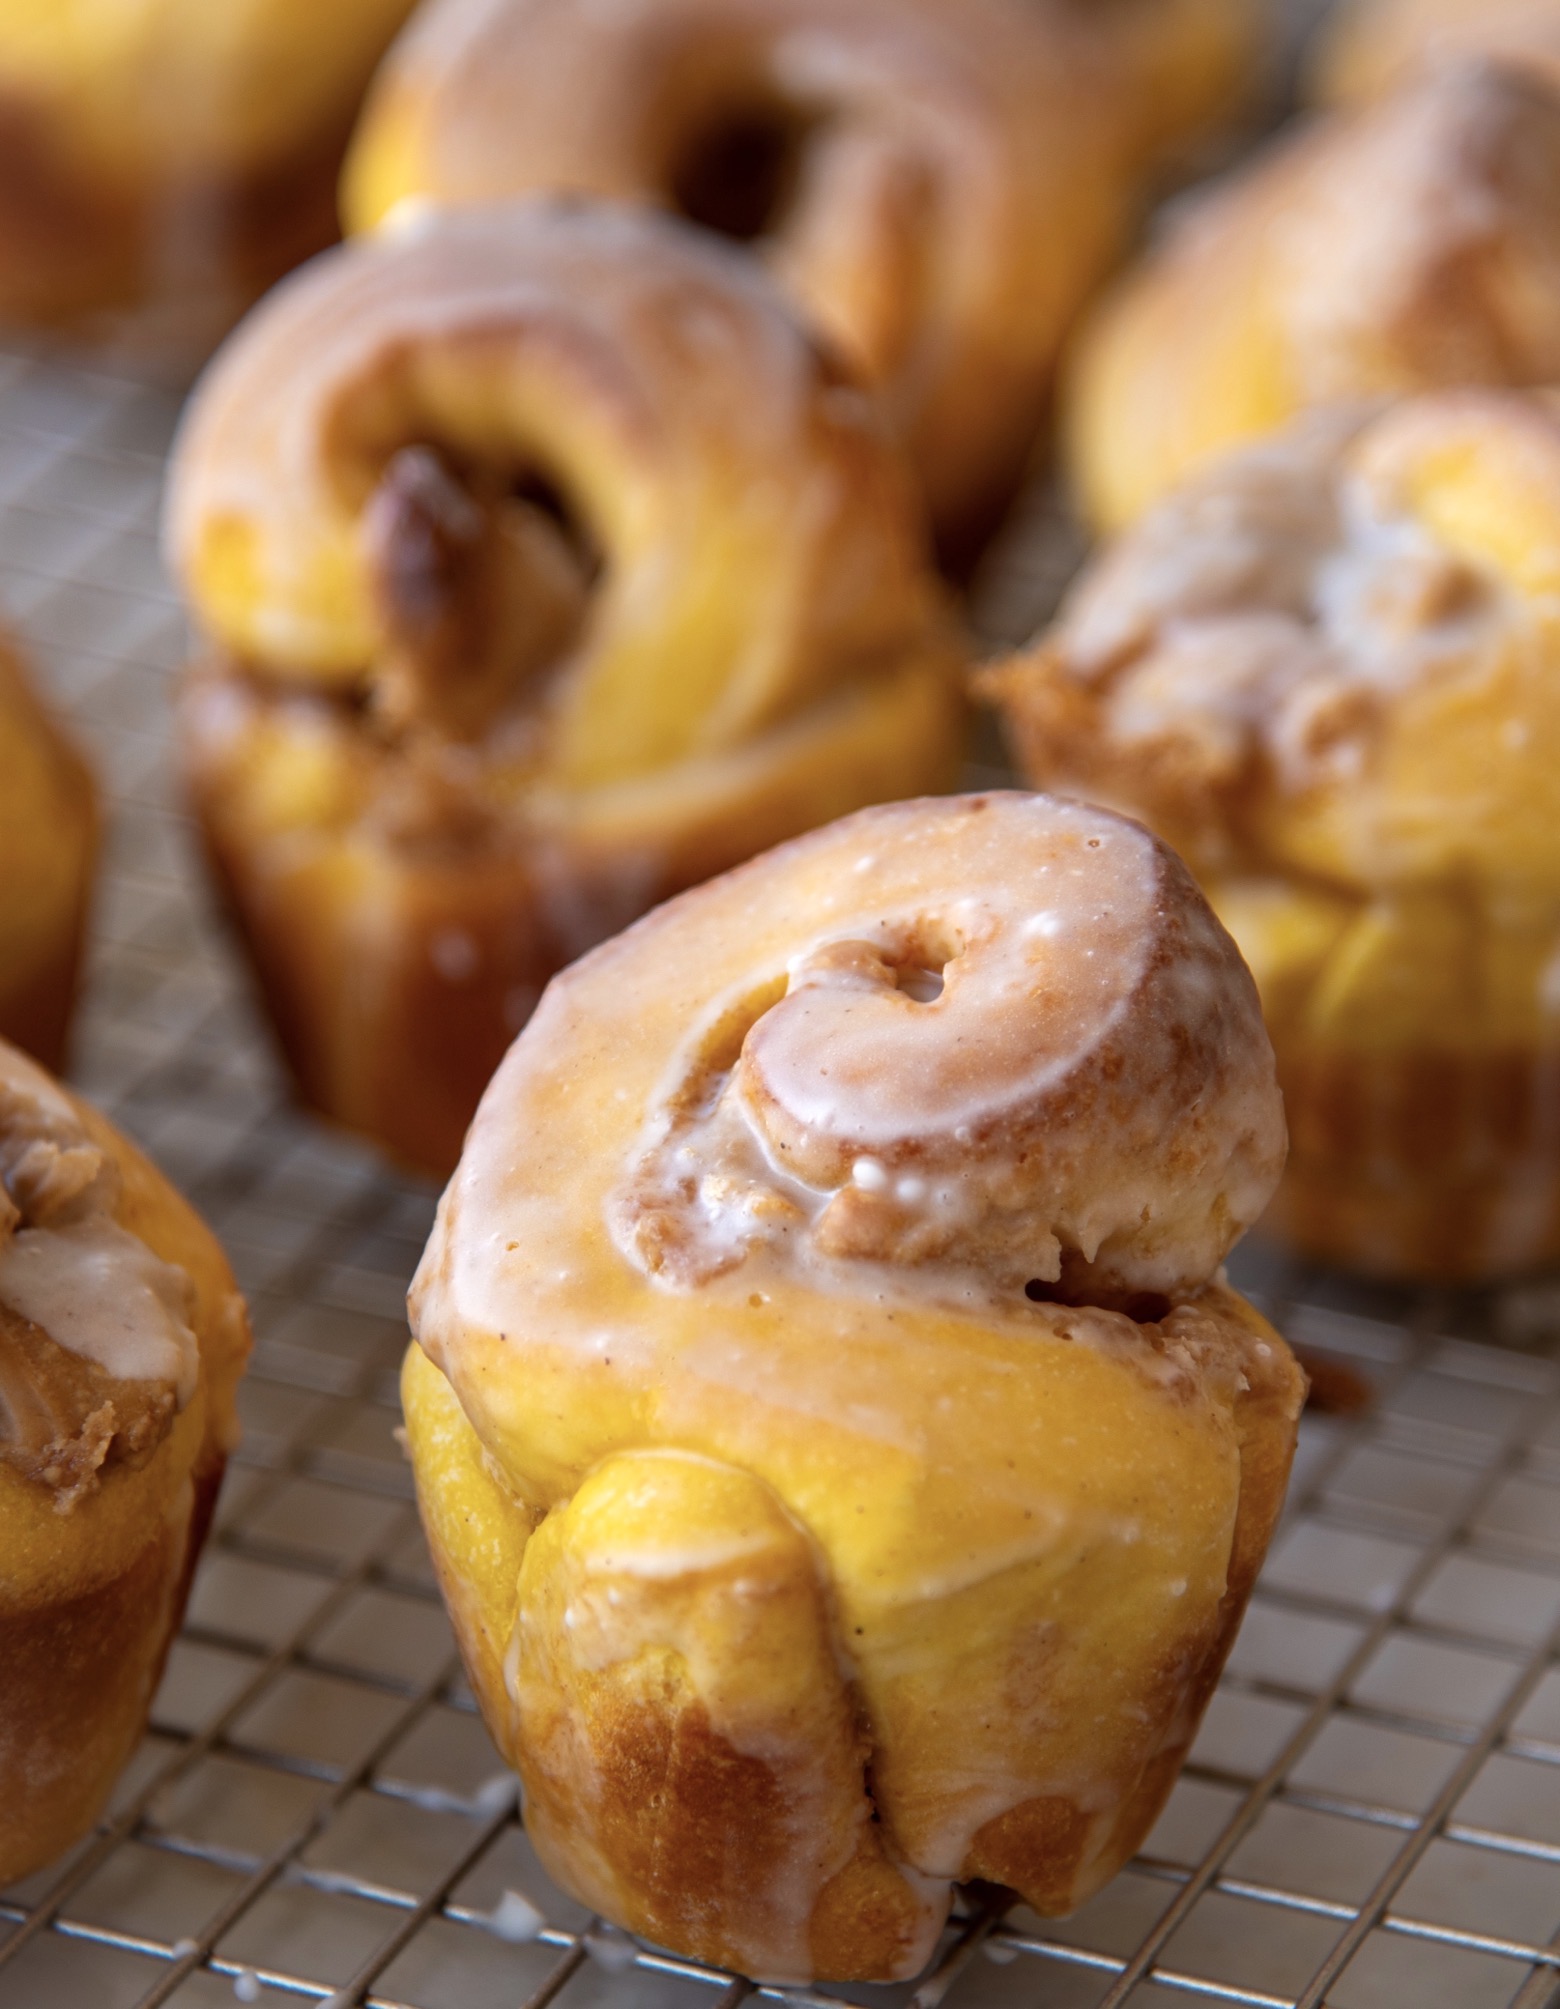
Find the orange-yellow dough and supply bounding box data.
[1066,61,1560,529]
[0,0,418,359]
[993,390,1560,1280]
[1314,0,1560,102]
[0,634,96,1071]
[403,792,1303,1984]
[0,1038,250,1884]
[164,202,966,1177]
[340,0,1246,555]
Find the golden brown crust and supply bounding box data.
[168,203,966,1175]
[0,1447,222,1887]
[402,793,1303,1983]
[1272,1047,1560,1279]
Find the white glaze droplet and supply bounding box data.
[487,1889,546,1943]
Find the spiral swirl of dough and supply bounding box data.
[404,793,1299,1983]
[617,793,1284,1304]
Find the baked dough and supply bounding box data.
[0,634,97,1071]
[993,390,1560,1278]
[165,202,966,1175]
[0,1039,250,1883]
[404,791,1302,1983]
[1066,61,1560,528]
[340,0,1170,556]
[0,0,418,362]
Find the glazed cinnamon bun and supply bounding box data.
[403,791,1303,1982]
[994,389,1560,1279]
[165,201,966,1175]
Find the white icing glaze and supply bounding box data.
[1048,399,1525,844]
[612,798,1284,1302]
[0,1043,201,1407]
[0,1218,199,1406]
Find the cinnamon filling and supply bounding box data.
[361,444,597,744]
[0,1297,174,1510]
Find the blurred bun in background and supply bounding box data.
[994,388,1560,1281]
[342,0,1262,563]
[1065,60,1560,530]
[0,0,420,370]
[0,631,96,1073]
[1042,0,1263,168]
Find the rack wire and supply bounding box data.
[2,115,1560,2009]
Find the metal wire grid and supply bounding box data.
[0,337,1556,2009]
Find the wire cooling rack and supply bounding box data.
[3,211,1560,2009]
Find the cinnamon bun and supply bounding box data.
[994,390,1560,1278]
[403,791,1302,1982]
[165,202,965,1175]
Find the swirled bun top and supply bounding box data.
[415,793,1284,1393]
[1066,61,1560,529]
[339,0,1138,549]
[998,391,1560,894]
[1315,0,1560,103]
[166,199,958,780]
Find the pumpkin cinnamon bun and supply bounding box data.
[403,790,1302,1983]
[165,201,965,1176]
[993,389,1560,1279]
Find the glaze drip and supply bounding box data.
[0,1064,199,1507]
